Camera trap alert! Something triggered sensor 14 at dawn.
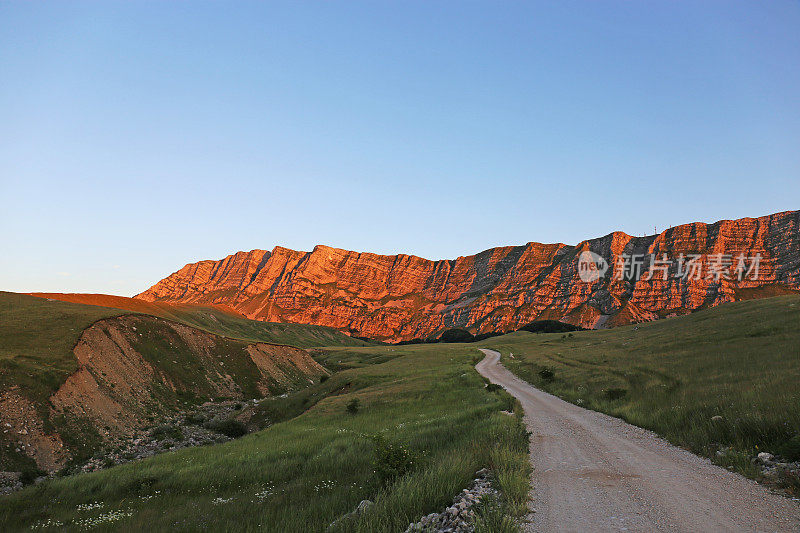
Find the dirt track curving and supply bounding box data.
[476,348,800,532]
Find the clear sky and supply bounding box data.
[1,1,798,296]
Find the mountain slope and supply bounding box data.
[0,293,330,475]
[137,210,800,342]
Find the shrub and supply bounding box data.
[437,328,475,343]
[18,465,45,485]
[369,434,418,484]
[486,383,502,393]
[501,393,516,413]
[346,397,360,414]
[320,375,329,383]
[151,424,183,441]
[605,388,627,401]
[538,368,554,381]
[185,413,206,426]
[777,434,800,462]
[203,419,248,438]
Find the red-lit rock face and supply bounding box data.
[136,211,800,342]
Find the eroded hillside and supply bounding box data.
[0,293,328,476]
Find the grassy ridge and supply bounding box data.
[26,292,377,347]
[0,344,530,532]
[0,293,124,407]
[482,295,800,484]
[0,291,371,408]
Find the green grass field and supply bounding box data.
[0,344,530,532]
[481,295,800,484]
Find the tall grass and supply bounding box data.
[0,344,530,531]
[483,295,800,487]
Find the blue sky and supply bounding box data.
[1,1,798,296]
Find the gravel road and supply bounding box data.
[476,348,800,532]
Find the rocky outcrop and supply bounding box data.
[0,388,67,472]
[137,211,800,342]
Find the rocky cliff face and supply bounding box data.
[137,211,800,342]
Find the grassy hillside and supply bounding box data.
[28,293,377,347]
[0,292,366,419]
[0,292,340,476]
[0,293,124,407]
[481,295,800,486]
[0,344,529,532]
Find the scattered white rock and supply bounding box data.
[326,499,374,531]
[404,468,498,533]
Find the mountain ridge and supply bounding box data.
[136,210,800,342]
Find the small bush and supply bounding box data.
[203,419,248,438]
[777,434,800,462]
[538,368,554,381]
[18,466,45,485]
[486,383,502,393]
[320,375,329,383]
[437,328,475,343]
[185,413,206,426]
[346,397,360,414]
[151,424,183,441]
[501,393,516,413]
[369,434,418,484]
[605,388,627,401]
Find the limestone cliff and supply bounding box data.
[137,211,800,342]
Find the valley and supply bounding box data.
[4,3,798,530]
[0,295,798,531]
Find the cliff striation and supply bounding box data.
[137,211,800,342]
